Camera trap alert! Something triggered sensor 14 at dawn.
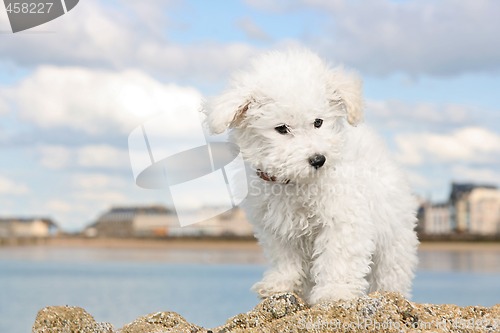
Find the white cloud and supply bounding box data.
[73,190,128,203]
[393,137,423,166]
[424,128,500,162]
[0,97,8,115]
[367,100,472,128]
[0,3,9,30]
[395,127,500,166]
[3,0,499,78]
[404,169,430,189]
[77,145,130,169]
[0,1,132,65]
[37,144,130,170]
[38,145,73,169]
[451,165,500,186]
[0,0,257,83]
[46,199,73,214]
[136,42,257,82]
[367,100,470,124]
[297,0,500,76]
[70,173,127,190]
[2,66,203,136]
[0,176,30,195]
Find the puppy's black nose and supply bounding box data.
[308,154,326,169]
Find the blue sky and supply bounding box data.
[0,0,499,231]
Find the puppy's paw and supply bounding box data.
[307,284,361,305]
[252,277,301,299]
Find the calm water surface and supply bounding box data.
[0,245,499,333]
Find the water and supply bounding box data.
[0,245,499,333]
[0,260,262,332]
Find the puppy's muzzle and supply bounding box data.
[309,154,326,169]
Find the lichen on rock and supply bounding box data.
[33,292,500,333]
[119,311,204,333]
[32,305,114,333]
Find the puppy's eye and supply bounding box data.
[314,118,323,128]
[275,124,290,135]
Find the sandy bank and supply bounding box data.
[3,236,500,252]
[44,237,261,251]
[33,292,499,333]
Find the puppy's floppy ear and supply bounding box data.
[328,67,364,126]
[204,89,253,134]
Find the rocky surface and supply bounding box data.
[33,292,499,332]
[32,306,115,333]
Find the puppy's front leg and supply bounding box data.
[308,221,375,304]
[252,234,305,298]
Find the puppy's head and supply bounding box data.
[205,49,364,183]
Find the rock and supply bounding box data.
[33,292,500,333]
[216,293,307,332]
[32,305,114,333]
[119,311,204,333]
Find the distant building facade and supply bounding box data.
[84,206,176,237]
[172,207,253,237]
[467,188,500,235]
[84,205,254,238]
[419,202,452,235]
[0,218,58,238]
[419,182,500,237]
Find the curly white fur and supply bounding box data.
[204,49,419,305]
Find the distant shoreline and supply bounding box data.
[1,236,500,252]
[0,236,261,250]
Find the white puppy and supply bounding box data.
[205,49,418,305]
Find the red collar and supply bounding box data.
[256,169,290,184]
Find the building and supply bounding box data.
[0,218,58,238]
[84,205,254,238]
[170,207,253,237]
[419,202,452,235]
[84,206,177,237]
[418,182,500,237]
[467,188,500,235]
[450,183,499,234]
